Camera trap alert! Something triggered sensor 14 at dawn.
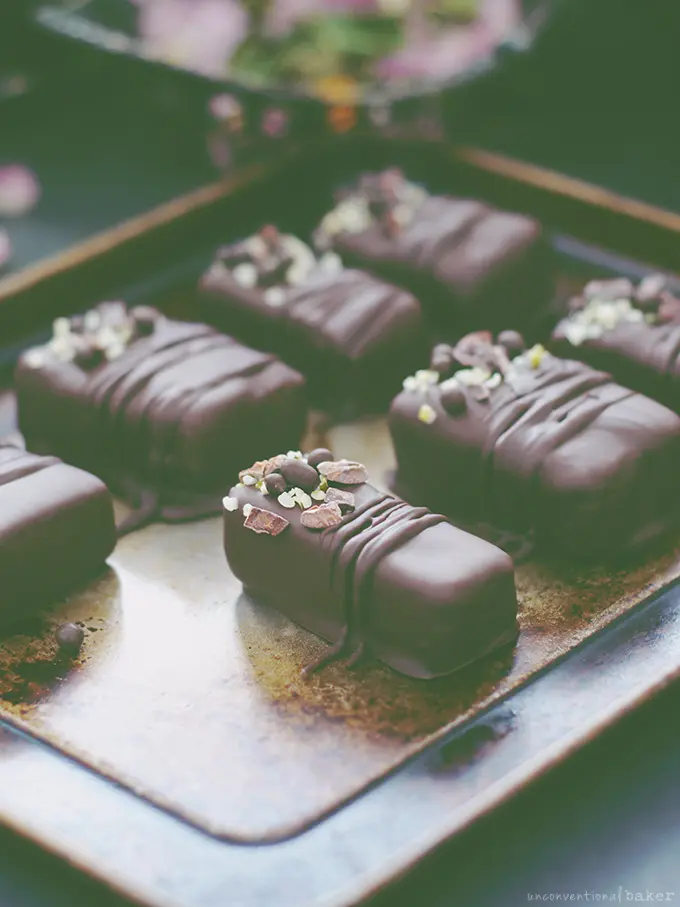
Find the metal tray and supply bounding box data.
[3,135,680,906]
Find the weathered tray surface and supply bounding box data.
[3,136,680,904]
[0,407,678,844]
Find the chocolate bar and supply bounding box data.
[389,332,680,559]
[222,448,518,679]
[0,444,116,624]
[15,303,308,530]
[314,169,553,337]
[552,274,680,413]
[199,226,426,413]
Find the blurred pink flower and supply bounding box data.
[261,106,289,136]
[0,165,41,218]
[375,0,520,81]
[137,0,249,77]
[480,0,521,40]
[0,229,10,269]
[265,0,378,36]
[375,24,493,80]
[209,92,243,122]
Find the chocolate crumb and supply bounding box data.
[317,459,368,485]
[244,506,290,536]
[55,623,85,655]
[300,502,343,530]
[324,488,356,513]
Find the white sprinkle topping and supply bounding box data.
[415,369,440,384]
[320,197,372,238]
[242,503,253,517]
[561,295,646,347]
[208,260,229,279]
[104,342,126,361]
[52,317,71,339]
[485,372,503,390]
[222,496,239,512]
[245,235,268,259]
[289,487,313,509]
[264,287,286,307]
[391,203,413,227]
[403,369,441,394]
[277,491,296,509]
[439,376,460,393]
[280,235,317,287]
[455,366,490,386]
[418,403,437,425]
[242,474,257,486]
[319,251,343,275]
[84,310,102,332]
[286,450,303,459]
[23,347,47,369]
[233,263,258,289]
[49,338,76,362]
[311,488,327,501]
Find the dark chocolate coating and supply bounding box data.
[552,316,680,414]
[224,482,518,679]
[389,355,680,559]
[200,266,426,413]
[328,196,553,337]
[0,445,116,625]
[14,317,307,506]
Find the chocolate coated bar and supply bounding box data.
[389,332,680,559]
[223,448,518,679]
[0,444,116,624]
[15,303,307,526]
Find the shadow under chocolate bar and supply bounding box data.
[0,444,116,625]
[223,450,518,679]
[14,303,308,531]
[389,334,680,560]
[315,170,555,340]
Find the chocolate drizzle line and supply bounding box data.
[302,494,447,675]
[403,199,486,267]
[285,270,401,354]
[480,362,635,532]
[83,321,275,535]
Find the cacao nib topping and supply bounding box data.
[300,502,343,530]
[317,459,368,486]
[324,487,356,513]
[244,506,290,536]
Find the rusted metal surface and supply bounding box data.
[1,408,679,844]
